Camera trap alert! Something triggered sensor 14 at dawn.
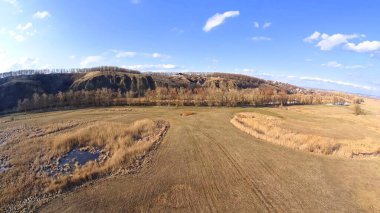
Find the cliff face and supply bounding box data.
[0,74,75,112]
[70,71,156,92]
[0,71,157,112]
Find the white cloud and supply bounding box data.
[254,22,259,28]
[150,52,170,59]
[341,65,366,69]
[242,68,256,72]
[2,0,22,12]
[7,30,26,42]
[171,27,184,33]
[38,64,52,70]
[80,56,103,67]
[322,61,365,69]
[252,36,271,41]
[304,31,379,52]
[317,33,359,51]
[254,21,272,29]
[2,0,18,7]
[211,58,219,64]
[255,71,376,92]
[11,57,39,70]
[125,64,177,70]
[1,24,36,42]
[0,50,45,71]
[304,31,321,42]
[33,11,50,19]
[152,53,162,58]
[299,76,375,91]
[346,41,380,53]
[0,50,14,71]
[263,22,271,29]
[373,81,380,86]
[160,64,176,69]
[260,72,275,77]
[115,51,137,58]
[203,11,240,32]
[322,61,343,68]
[131,0,140,4]
[17,22,32,31]
[112,50,170,59]
[0,22,37,42]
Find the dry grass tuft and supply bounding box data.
[353,104,363,115]
[0,118,169,209]
[231,112,380,157]
[47,119,168,191]
[180,112,196,116]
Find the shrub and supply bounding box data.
[353,104,362,115]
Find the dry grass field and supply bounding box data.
[0,100,380,212]
[231,101,380,157]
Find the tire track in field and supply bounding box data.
[183,116,266,212]
[225,118,324,211]
[206,134,277,212]
[198,117,306,212]
[193,122,279,213]
[183,124,219,212]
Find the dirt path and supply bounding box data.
[37,107,380,212]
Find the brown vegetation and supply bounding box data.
[231,110,380,158]
[180,111,196,116]
[38,106,380,213]
[16,86,358,113]
[2,68,362,114]
[353,104,363,115]
[48,119,169,192]
[1,106,380,212]
[0,118,169,211]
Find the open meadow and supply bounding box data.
[0,100,380,212]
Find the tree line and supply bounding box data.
[16,87,353,112]
[0,66,140,79]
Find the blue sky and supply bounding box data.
[1,0,379,96]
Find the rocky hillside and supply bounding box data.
[0,67,305,112]
[70,71,155,92]
[0,74,75,112]
[150,72,300,91]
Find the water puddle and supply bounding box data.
[59,149,100,166]
[45,148,101,177]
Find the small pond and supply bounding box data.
[45,148,101,176]
[59,149,100,166]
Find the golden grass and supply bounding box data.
[2,106,380,212]
[180,111,196,116]
[43,121,81,134]
[48,119,168,191]
[0,118,168,209]
[231,112,380,157]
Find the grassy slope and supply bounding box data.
[1,106,379,212]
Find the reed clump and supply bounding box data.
[231,112,379,157]
[47,119,168,191]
